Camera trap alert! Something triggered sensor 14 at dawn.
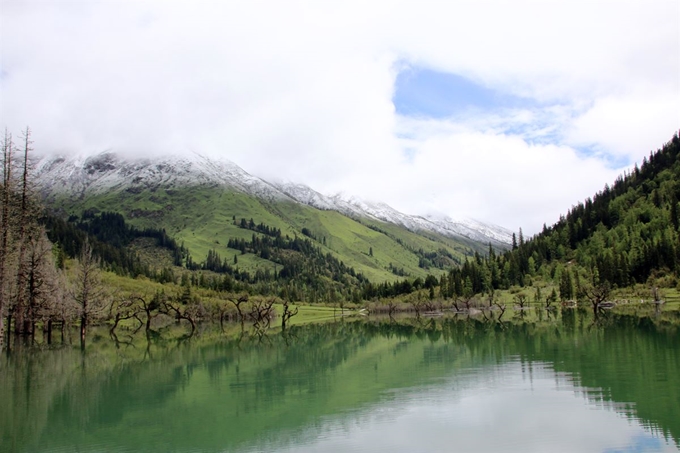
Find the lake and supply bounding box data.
[1,312,679,452]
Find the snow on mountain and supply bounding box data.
[34,151,291,202]
[422,214,514,246]
[35,151,512,246]
[274,183,513,246]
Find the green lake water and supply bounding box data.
[1,313,679,452]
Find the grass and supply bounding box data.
[50,185,484,284]
[273,304,348,325]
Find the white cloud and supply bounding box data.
[1,0,678,234]
[567,91,680,160]
[373,120,621,233]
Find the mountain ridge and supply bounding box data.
[34,150,512,247]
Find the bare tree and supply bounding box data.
[114,292,162,334]
[411,297,424,319]
[487,289,507,321]
[0,129,14,345]
[229,293,249,330]
[71,240,107,348]
[453,294,476,313]
[23,230,61,340]
[108,296,144,336]
[386,300,397,320]
[579,280,611,316]
[159,291,203,336]
[514,293,529,309]
[47,273,75,344]
[280,299,298,331]
[249,297,275,331]
[13,128,33,335]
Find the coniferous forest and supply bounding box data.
[442,133,679,299]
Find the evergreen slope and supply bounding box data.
[444,133,680,297]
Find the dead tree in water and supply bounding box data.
[72,240,107,349]
[13,128,33,335]
[108,296,143,336]
[387,301,397,320]
[160,298,197,336]
[453,293,475,313]
[0,130,14,346]
[250,297,275,331]
[138,292,162,333]
[514,293,528,309]
[229,293,249,330]
[579,281,611,316]
[411,298,424,319]
[490,290,507,321]
[280,299,298,331]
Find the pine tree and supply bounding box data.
[671,194,679,231]
[559,268,573,301]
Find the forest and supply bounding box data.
[441,133,679,301]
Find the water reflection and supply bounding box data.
[1,314,678,452]
[267,360,675,453]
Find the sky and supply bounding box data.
[1,0,678,235]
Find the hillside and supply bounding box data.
[522,132,680,286]
[35,152,508,287]
[442,132,680,298]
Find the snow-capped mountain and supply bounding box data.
[34,151,512,246]
[35,151,290,202]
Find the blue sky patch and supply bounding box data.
[393,67,535,118]
[572,143,632,168]
[602,433,665,453]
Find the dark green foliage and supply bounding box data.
[301,227,316,240]
[42,210,188,281]
[361,276,419,299]
[417,247,457,269]
[388,263,408,277]
[442,133,680,293]
[559,268,573,301]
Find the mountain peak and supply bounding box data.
[35,150,292,202]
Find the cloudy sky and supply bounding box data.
[1,1,678,234]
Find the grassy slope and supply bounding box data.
[49,185,481,283]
